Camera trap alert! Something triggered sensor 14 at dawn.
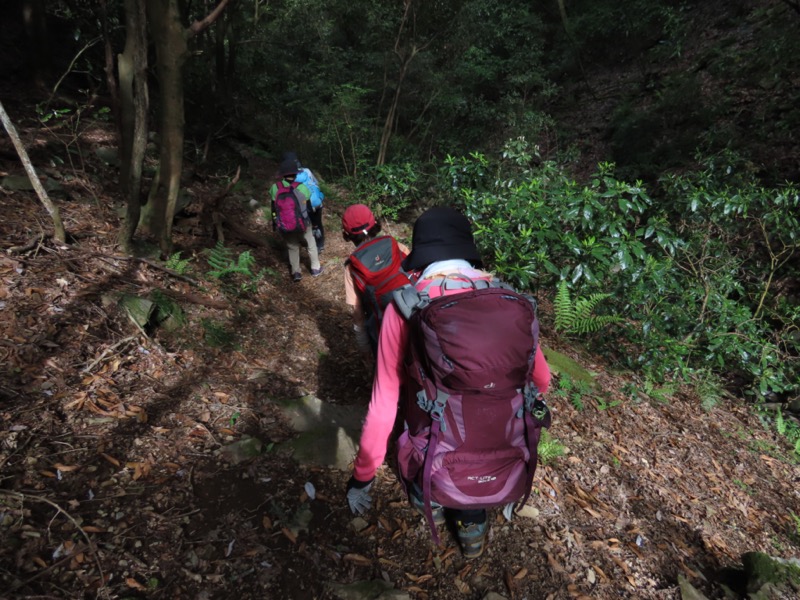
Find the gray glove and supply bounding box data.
[346,476,374,515]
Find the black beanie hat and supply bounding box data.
[402,206,483,271]
[279,157,299,177]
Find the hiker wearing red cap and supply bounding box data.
[342,204,410,356]
[346,206,552,559]
[270,158,322,282]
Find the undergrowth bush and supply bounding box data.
[346,162,426,222]
[439,139,799,399]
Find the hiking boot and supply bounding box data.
[311,266,324,277]
[456,520,488,559]
[409,493,446,526]
[292,272,302,283]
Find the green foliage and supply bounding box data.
[691,369,725,412]
[550,373,592,412]
[347,162,423,221]
[762,405,800,459]
[36,105,73,124]
[448,139,799,398]
[642,377,676,404]
[554,280,622,335]
[165,251,192,274]
[206,242,256,279]
[204,242,265,295]
[596,396,621,411]
[201,319,237,349]
[790,512,800,540]
[150,289,186,328]
[537,430,566,465]
[775,408,786,436]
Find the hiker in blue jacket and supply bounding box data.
[281,152,325,253]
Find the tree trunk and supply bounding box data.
[22,0,49,87]
[0,100,66,244]
[377,0,429,166]
[377,60,409,167]
[117,0,149,253]
[99,0,122,138]
[143,0,188,255]
[140,0,230,256]
[215,10,228,92]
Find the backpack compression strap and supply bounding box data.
[392,274,506,320]
[516,385,551,511]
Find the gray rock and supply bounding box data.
[275,395,364,469]
[678,575,709,600]
[328,579,409,600]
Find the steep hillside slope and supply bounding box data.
[2,100,800,599]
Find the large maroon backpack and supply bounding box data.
[392,276,551,541]
[347,235,411,350]
[273,181,308,233]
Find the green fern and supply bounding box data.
[643,377,676,404]
[554,280,623,335]
[775,408,786,436]
[151,289,186,326]
[206,241,257,279]
[537,430,566,465]
[165,251,192,274]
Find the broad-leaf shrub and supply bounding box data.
[447,140,799,397]
[347,162,424,222]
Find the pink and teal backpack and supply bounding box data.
[273,181,308,233]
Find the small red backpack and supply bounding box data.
[347,236,411,341]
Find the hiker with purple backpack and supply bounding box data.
[346,206,552,559]
[341,204,410,358]
[270,158,323,283]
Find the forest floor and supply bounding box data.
[2,93,800,600]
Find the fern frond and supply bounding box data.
[554,280,575,331]
[165,251,192,274]
[776,409,786,436]
[554,281,622,335]
[537,430,566,465]
[236,250,256,272]
[207,241,233,276]
[574,293,613,321]
[571,315,624,334]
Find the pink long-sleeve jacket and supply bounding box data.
[352,267,552,482]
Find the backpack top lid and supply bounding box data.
[402,207,483,271]
[402,277,539,393]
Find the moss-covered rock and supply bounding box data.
[742,551,800,598]
[542,348,597,386]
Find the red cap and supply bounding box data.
[342,204,376,234]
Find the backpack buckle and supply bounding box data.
[416,390,433,413]
[429,389,449,432]
[523,383,550,421]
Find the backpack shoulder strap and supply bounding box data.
[392,284,430,320]
[392,274,502,319]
